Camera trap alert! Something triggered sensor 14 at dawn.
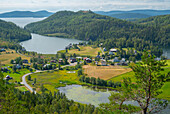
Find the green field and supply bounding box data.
[3,68,31,83]
[109,60,170,100]
[27,70,81,93]
[16,86,28,92]
[58,46,101,57]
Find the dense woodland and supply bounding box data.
[0,73,108,114]
[25,11,169,54]
[0,19,31,42]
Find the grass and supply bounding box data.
[109,60,170,100]
[27,70,81,93]
[66,46,101,57]
[0,49,31,65]
[16,86,28,92]
[3,68,31,82]
[83,65,132,80]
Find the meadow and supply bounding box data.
[0,49,31,64]
[27,70,80,93]
[58,46,101,57]
[109,60,170,100]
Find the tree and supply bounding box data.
[34,78,36,84]
[12,65,17,72]
[29,68,33,72]
[78,69,82,76]
[122,51,169,114]
[27,75,31,81]
[10,59,14,64]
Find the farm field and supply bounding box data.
[83,65,132,80]
[0,49,31,65]
[67,46,101,57]
[27,70,80,93]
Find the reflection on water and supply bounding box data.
[58,84,170,113]
[58,85,111,107]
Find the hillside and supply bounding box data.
[135,15,170,46]
[135,14,170,26]
[0,19,31,42]
[95,9,170,18]
[25,11,167,49]
[110,13,150,19]
[0,10,53,18]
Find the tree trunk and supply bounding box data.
[143,108,147,114]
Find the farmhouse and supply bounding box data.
[0,48,6,52]
[69,57,77,63]
[113,57,120,62]
[58,59,63,63]
[85,58,92,63]
[76,57,82,60]
[22,59,28,64]
[110,48,117,52]
[16,64,21,69]
[103,48,107,52]
[1,67,8,72]
[50,60,56,63]
[101,59,107,66]
[5,75,12,79]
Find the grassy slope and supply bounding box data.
[109,60,170,100]
[57,46,101,57]
[68,46,101,57]
[3,68,31,82]
[0,49,31,64]
[27,70,80,93]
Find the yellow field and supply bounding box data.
[68,46,101,57]
[83,65,132,80]
[0,49,31,64]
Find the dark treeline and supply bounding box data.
[25,11,169,53]
[90,37,163,57]
[0,19,31,42]
[0,73,111,114]
[0,40,22,50]
[80,76,121,88]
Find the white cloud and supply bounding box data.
[0,0,169,12]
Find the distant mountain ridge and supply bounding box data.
[0,10,53,18]
[95,9,170,19]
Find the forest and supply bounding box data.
[0,19,31,42]
[25,11,169,51]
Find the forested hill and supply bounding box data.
[25,11,169,48]
[0,10,53,18]
[135,14,170,26]
[0,19,31,42]
[135,15,170,46]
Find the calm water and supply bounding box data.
[58,85,111,107]
[58,85,170,113]
[21,34,83,54]
[0,18,83,54]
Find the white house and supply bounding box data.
[110,48,117,52]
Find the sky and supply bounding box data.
[0,0,170,13]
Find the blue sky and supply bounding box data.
[0,0,170,12]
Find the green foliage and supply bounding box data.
[0,19,31,42]
[27,75,31,81]
[25,11,169,51]
[123,51,169,113]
